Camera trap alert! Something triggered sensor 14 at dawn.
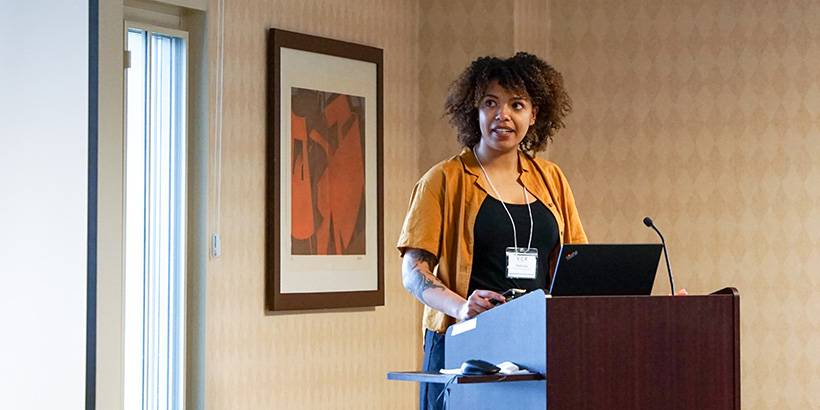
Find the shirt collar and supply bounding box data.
[460,146,537,193]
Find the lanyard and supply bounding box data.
[473,148,534,250]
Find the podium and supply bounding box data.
[389,288,740,409]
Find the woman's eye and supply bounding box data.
[484,100,496,107]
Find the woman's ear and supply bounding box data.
[530,106,539,125]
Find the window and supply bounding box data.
[124,23,188,410]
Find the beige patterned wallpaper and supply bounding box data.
[417,0,511,172]
[204,0,421,408]
[204,0,820,408]
[548,1,820,408]
[417,0,552,172]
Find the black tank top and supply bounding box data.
[468,195,559,294]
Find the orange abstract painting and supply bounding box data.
[290,87,366,255]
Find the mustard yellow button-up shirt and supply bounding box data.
[398,148,588,334]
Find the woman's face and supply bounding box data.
[476,79,538,155]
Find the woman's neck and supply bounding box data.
[474,143,520,173]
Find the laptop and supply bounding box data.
[548,244,663,296]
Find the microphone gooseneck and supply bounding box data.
[643,217,676,294]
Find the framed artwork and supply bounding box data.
[266,29,384,312]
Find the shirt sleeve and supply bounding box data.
[559,170,588,244]
[537,157,588,245]
[396,176,444,258]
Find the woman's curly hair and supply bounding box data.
[444,52,572,153]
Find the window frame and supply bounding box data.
[122,20,190,410]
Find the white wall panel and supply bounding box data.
[0,1,90,409]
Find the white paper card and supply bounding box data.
[506,247,538,279]
[451,318,477,336]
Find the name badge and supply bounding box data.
[506,247,538,279]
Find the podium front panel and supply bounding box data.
[438,290,739,410]
[545,294,739,409]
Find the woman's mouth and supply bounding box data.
[493,127,514,137]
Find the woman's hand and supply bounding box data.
[668,288,688,296]
[455,289,506,321]
[401,248,509,320]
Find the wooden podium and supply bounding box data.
[389,288,740,409]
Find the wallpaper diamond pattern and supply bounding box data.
[203,0,819,408]
[549,1,820,408]
[205,0,421,408]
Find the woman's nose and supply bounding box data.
[495,104,511,120]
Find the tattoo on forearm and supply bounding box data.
[413,249,438,269]
[402,249,444,305]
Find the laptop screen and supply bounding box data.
[548,244,663,296]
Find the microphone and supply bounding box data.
[643,217,676,294]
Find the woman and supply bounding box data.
[397,52,587,410]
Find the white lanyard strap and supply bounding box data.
[473,148,534,250]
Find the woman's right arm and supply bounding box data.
[401,247,504,321]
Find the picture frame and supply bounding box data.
[265,29,384,312]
